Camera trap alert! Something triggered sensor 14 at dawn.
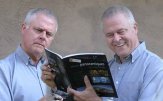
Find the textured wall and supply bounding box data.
[0,0,163,59]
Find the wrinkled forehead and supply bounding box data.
[103,13,130,27]
[29,13,58,33]
[26,12,58,31]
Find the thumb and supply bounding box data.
[84,75,92,88]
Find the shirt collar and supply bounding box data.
[114,54,132,63]
[131,41,146,63]
[15,45,46,66]
[114,41,146,63]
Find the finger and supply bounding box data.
[67,87,80,101]
[67,86,79,96]
[41,71,55,82]
[39,96,46,101]
[84,75,92,88]
[41,74,47,81]
[42,70,53,75]
[73,96,78,101]
[42,66,55,76]
[41,73,53,81]
[41,74,45,81]
[44,74,54,80]
[42,64,48,69]
[42,64,51,71]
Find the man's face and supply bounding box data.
[21,13,57,58]
[103,13,139,59]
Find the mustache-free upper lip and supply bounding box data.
[115,44,124,47]
[34,42,45,47]
[113,41,126,47]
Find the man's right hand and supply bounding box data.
[41,64,56,89]
[67,76,102,101]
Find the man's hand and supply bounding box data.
[39,94,63,101]
[67,76,102,101]
[41,64,56,89]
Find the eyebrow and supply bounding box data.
[34,27,55,35]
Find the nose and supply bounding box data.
[39,31,46,40]
[113,33,121,42]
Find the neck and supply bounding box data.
[119,56,128,63]
[21,44,42,65]
[29,53,42,65]
[119,41,140,63]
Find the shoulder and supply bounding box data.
[0,52,16,72]
[135,42,163,67]
[141,50,163,82]
[142,49,163,68]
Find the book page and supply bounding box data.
[63,53,118,97]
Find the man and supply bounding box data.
[67,5,163,101]
[42,5,163,101]
[0,8,58,101]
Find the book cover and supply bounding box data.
[45,48,118,98]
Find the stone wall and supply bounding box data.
[0,0,163,59]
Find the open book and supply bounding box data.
[45,48,118,98]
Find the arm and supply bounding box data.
[67,76,102,101]
[0,64,12,101]
[139,70,163,101]
[41,65,64,101]
[42,66,106,101]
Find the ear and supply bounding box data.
[21,23,27,35]
[133,22,138,34]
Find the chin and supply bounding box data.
[117,51,126,57]
[38,49,44,54]
[33,48,44,55]
[116,48,128,56]
[119,53,129,58]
